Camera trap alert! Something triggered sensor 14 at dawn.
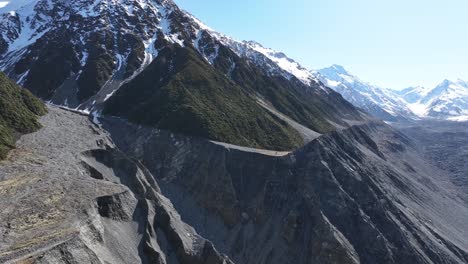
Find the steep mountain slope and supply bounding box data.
[1,1,467,263]
[0,72,45,159]
[209,37,318,87]
[2,106,467,264]
[398,86,432,104]
[0,0,366,150]
[0,0,169,105]
[103,46,303,150]
[316,65,417,121]
[315,64,468,121]
[398,79,468,119]
[0,107,233,264]
[101,113,468,264]
[395,120,468,197]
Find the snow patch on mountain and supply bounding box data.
[0,0,34,12]
[0,0,50,55]
[184,11,322,88]
[406,102,428,117]
[447,115,468,122]
[242,40,318,85]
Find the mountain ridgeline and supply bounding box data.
[0,72,46,159]
[0,0,365,151]
[0,1,468,264]
[316,65,417,122]
[317,65,468,122]
[103,46,304,150]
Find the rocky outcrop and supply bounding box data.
[0,0,366,152]
[395,120,468,200]
[102,116,468,264]
[0,107,232,264]
[1,105,467,264]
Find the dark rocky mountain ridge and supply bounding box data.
[101,114,468,264]
[0,107,234,264]
[2,105,467,263]
[0,1,467,264]
[0,0,366,151]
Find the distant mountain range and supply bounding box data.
[315,65,468,122]
[316,65,417,122]
[398,79,468,121]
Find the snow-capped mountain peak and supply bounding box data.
[316,65,416,121]
[179,10,324,89]
[321,64,349,75]
[316,64,468,122]
[0,0,346,126]
[420,79,468,118]
[318,64,361,86]
[399,79,468,119]
[398,85,430,100]
[0,0,187,107]
[240,40,318,85]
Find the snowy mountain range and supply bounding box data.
[0,0,336,103]
[398,80,468,121]
[196,21,468,123]
[0,0,465,126]
[315,65,468,122]
[316,65,417,121]
[0,0,365,150]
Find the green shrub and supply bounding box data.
[104,47,303,150]
[0,72,46,159]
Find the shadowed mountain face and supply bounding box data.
[0,0,366,151]
[1,107,467,264]
[102,115,468,264]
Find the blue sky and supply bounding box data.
[174,0,468,90]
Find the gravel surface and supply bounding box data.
[0,107,123,262]
[395,120,468,197]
